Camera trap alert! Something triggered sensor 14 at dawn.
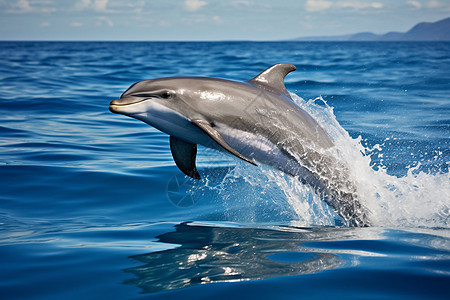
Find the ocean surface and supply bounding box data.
[0,41,449,299]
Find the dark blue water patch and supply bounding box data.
[215,54,248,63]
[266,252,317,263]
[12,151,91,164]
[0,243,139,299]
[0,96,90,115]
[146,268,449,300]
[3,141,102,152]
[0,164,169,221]
[0,125,29,138]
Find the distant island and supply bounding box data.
[291,17,450,41]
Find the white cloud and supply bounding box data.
[426,0,443,8]
[109,0,144,13]
[70,22,83,27]
[94,0,108,11]
[40,21,50,27]
[370,2,383,9]
[337,1,383,10]
[232,0,251,6]
[305,0,332,12]
[306,0,383,12]
[229,0,271,10]
[75,0,90,10]
[75,0,108,12]
[74,0,144,13]
[408,1,422,9]
[213,15,222,24]
[96,16,114,27]
[406,0,449,10]
[4,0,56,13]
[14,0,32,12]
[184,0,207,12]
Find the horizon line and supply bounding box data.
[1,39,449,42]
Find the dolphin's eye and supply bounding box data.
[131,90,172,99]
[160,91,171,99]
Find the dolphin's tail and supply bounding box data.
[293,150,370,227]
[327,191,370,227]
[293,164,370,226]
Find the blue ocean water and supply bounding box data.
[0,41,449,299]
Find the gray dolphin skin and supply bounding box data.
[109,63,369,226]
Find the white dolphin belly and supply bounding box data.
[215,123,310,177]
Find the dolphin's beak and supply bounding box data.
[110,96,145,106]
[109,96,146,114]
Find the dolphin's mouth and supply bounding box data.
[109,96,147,114]
[110,96,147,106]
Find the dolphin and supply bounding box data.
[109,63,369,226]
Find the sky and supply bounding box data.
[0,0,449,41]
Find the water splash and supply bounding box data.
[290,93,450,228]
[186,94,449,228]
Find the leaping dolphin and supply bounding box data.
[109,63,369,226]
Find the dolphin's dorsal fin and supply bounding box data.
[170,136,201,179]
[192,119,257,166]
[247,63,296,97]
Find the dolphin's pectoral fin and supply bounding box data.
[247,63,296,98]
[192,119,257,166]
[170,136,201,180]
